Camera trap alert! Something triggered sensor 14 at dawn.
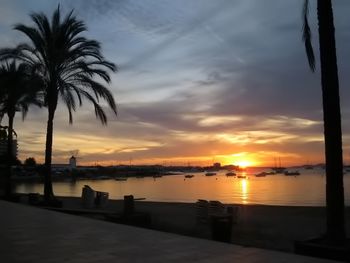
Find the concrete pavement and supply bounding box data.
[0,200,339,262]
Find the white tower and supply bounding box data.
[69,156,77,170]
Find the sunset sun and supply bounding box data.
[234,160,252,168]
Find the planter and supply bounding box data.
[294,237,350,261]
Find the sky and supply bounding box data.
[1,0,350,167]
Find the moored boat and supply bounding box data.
[205,172,216,176]
[185,174,194,178]
[272,157,286,174]
[255,172,267,177]
[272,167,286,174]
[99,176,111,180]
[284,171,300,176]
[226,172,236,176]
[115,177,127,181]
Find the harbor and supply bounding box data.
[14,167,350,206]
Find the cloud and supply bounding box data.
[1,1,350,166]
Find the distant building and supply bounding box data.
[69,156,77,169]
[52,156,77,173]
[213,162,221,169]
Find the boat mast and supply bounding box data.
[279,157,281,168]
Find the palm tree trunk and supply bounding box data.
[44,107,55,201]
[5,112,15,198]
[317,0,346,243]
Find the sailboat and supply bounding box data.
[304,159,313,170]
[271,157,286,174]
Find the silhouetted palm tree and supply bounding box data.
[303,0,345,243]
[0,61,43,197]
[0,7,117,201]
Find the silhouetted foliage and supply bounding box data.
[0,6,117,201]
[24,157,36,167]
[0,126,7,139]
[0,61,43,197]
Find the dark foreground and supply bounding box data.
[14,195,350,253]
[0,200,338,263]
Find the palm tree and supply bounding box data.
[0,7,117,201]
[0,61,43,197]
[303,0,345,243]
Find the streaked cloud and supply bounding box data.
[0,1,349,166]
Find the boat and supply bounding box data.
[184,174,194,178]
[304,160,314,170]
[255,172,267,177]
[272,167,286,174]
[99,176,111,180]
[205,172,216,176]
[284,171,300,176]
[226,172,236,176]
[115,177,127,181]
[272,157,286,174]
[153,174,163,178]
[237,175,247,179]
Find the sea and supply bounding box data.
[14,167,350,206]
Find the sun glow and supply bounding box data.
[222,152,257,168]
[234,160,252,168]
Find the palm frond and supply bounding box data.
[302,0,315,72]
[61,89,76,124]
[78,89,108,125]
[0,60,44,122]
[77,76,117,114]
[8,6,117,126]
[52,5,61,32]
[20,104,29,121]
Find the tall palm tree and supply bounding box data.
[0,7,117,201]
[0,61,43,197]
[303,0,345,243]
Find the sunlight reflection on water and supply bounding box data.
[14,167,350,206]
[240,179,248,204]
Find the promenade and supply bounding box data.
[0,200,338,262]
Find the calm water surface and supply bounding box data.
[14,167,350,206]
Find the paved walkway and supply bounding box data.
[0,201,338,262]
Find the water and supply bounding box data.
[14,167,350,206]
